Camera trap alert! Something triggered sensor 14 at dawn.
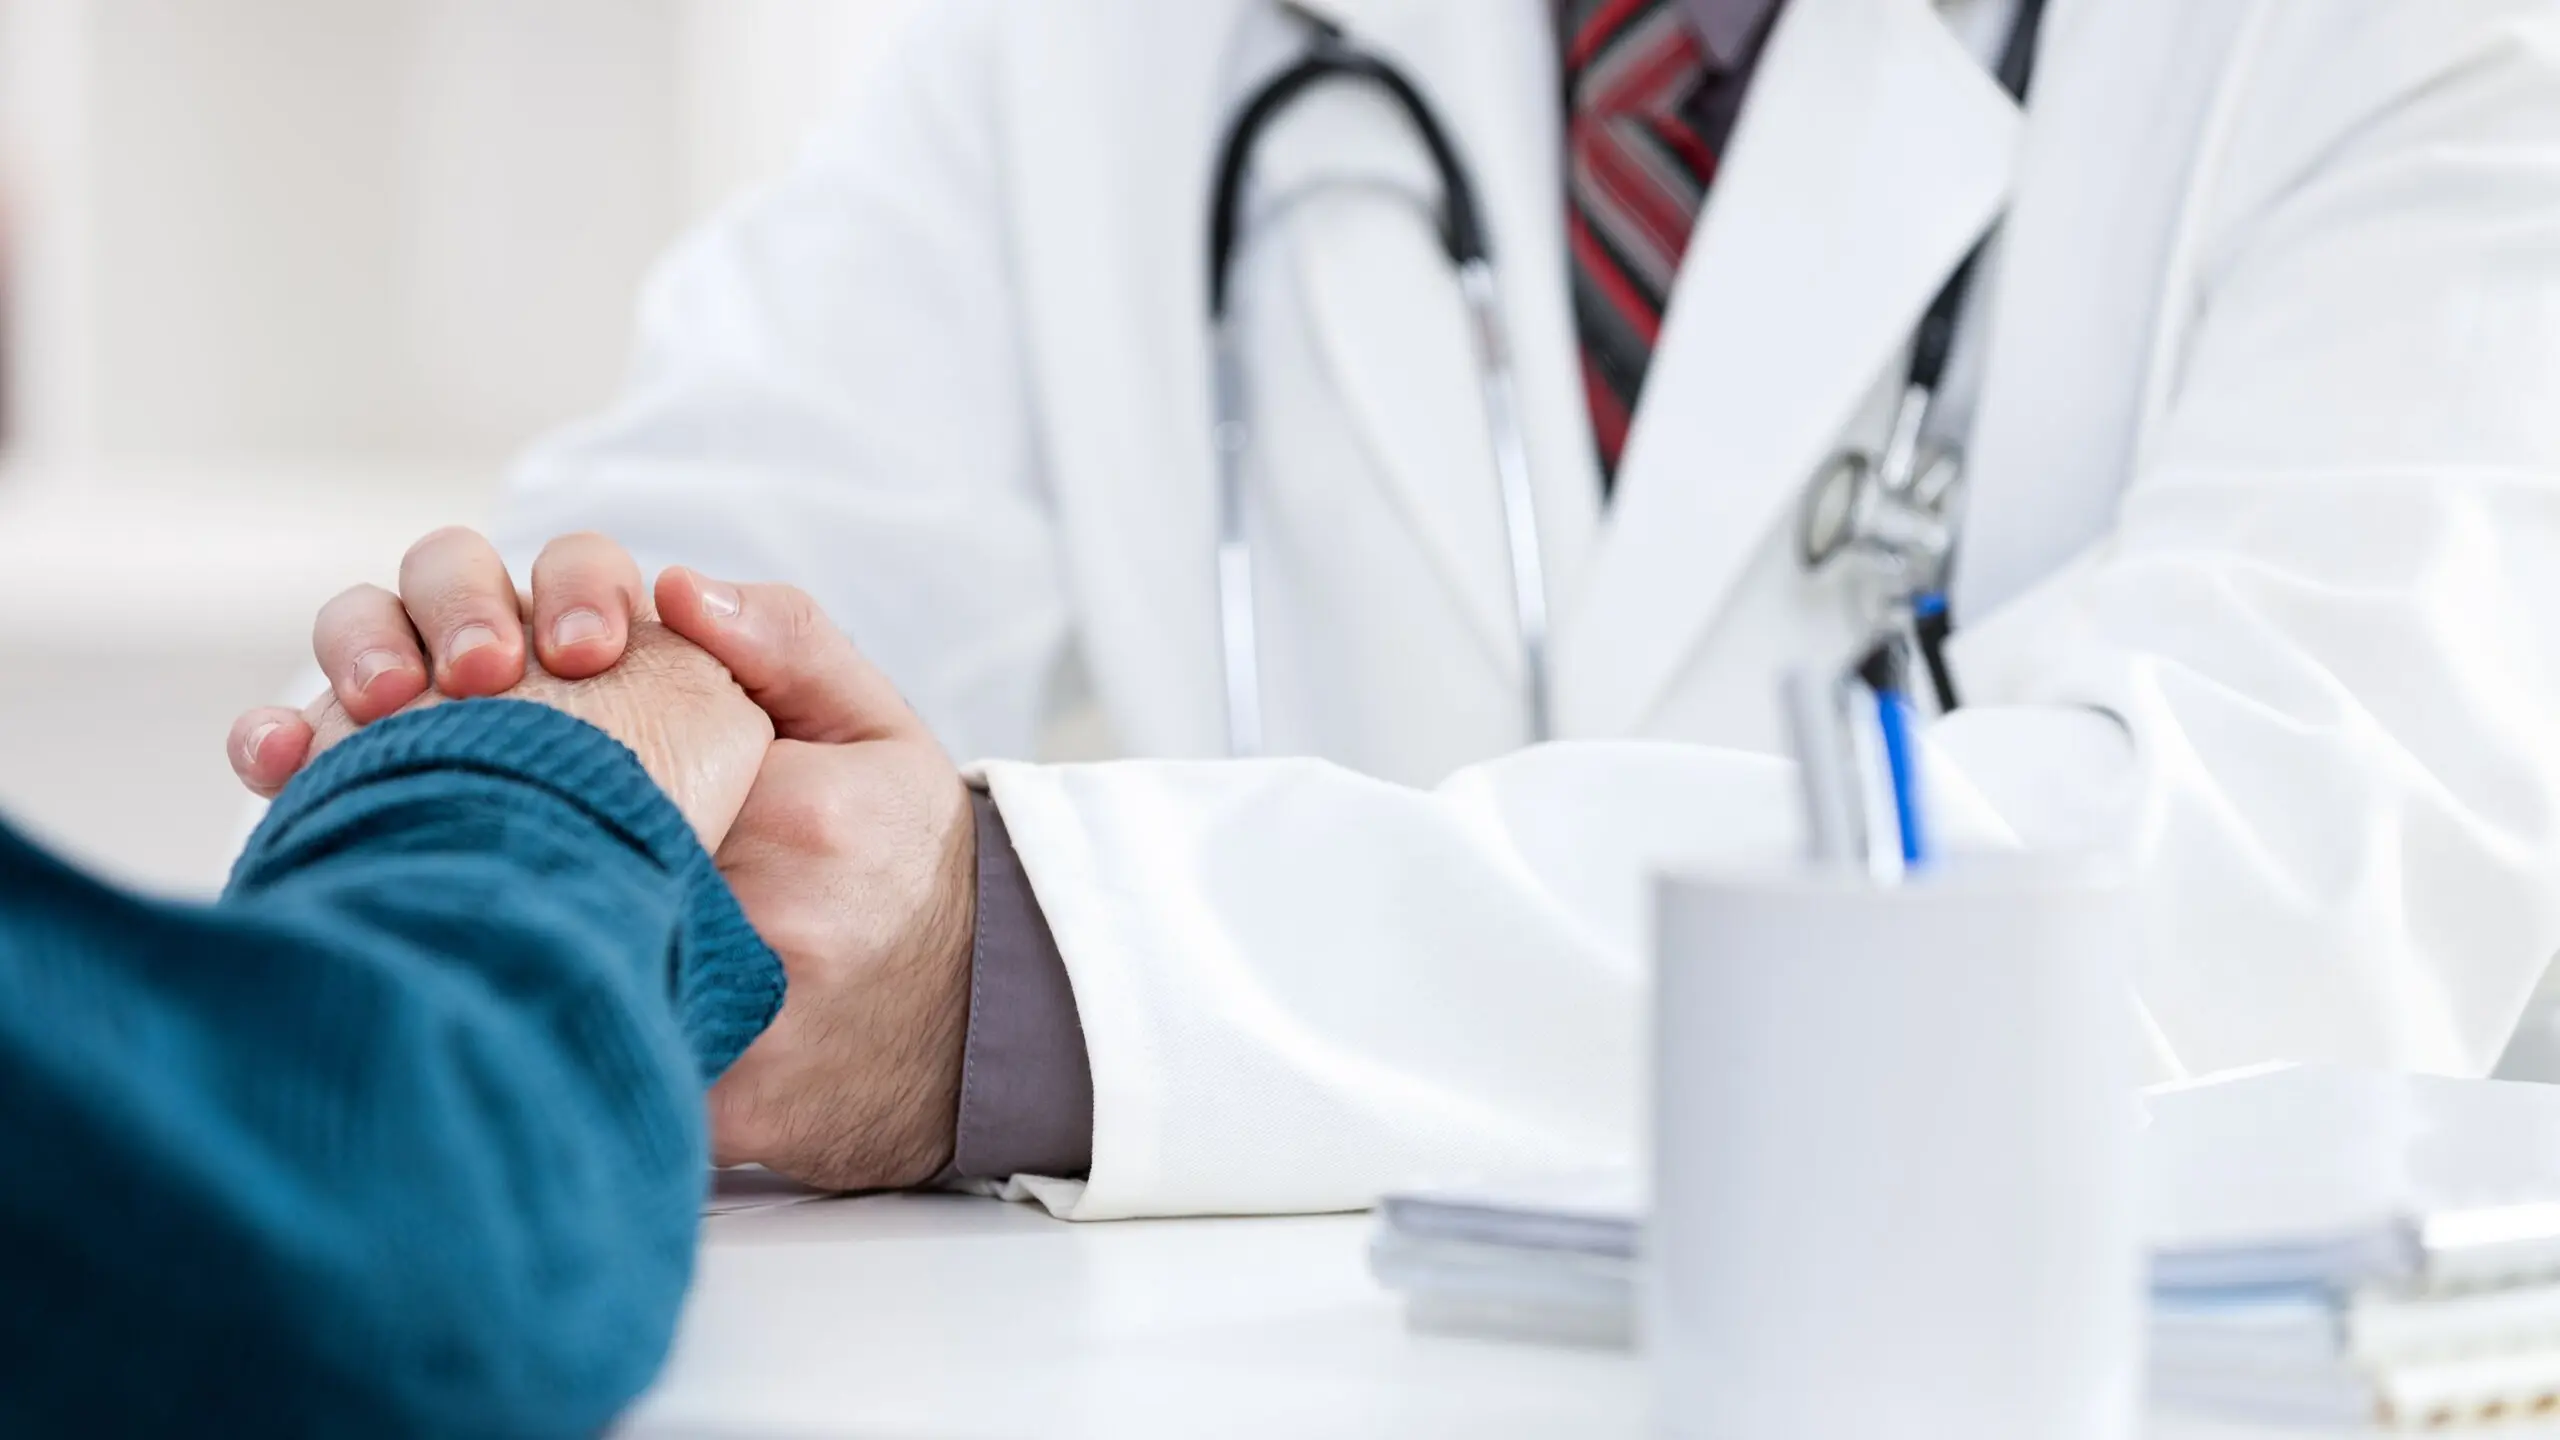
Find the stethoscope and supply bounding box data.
[1796,0,2047,712]
[1207,0,2046,754]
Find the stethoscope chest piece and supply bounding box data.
[1799,380,1971,715]
[1797,385,1965,590]
[1798,438,1964,583]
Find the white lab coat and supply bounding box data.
[500,0,2560,1218]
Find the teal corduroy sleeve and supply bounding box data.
[0,700,783,1439]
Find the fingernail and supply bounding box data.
[351,648,408,695]
[447,623,501,660]
[697,579,742,621]
[241,721,280,771]
[552,607,609,649]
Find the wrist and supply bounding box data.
[881,776,979,1186]
[700,740,981,1194]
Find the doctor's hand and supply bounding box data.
[652,569,977,1190]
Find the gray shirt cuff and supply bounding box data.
[947,789,1094,1182]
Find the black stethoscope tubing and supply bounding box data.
[1210,13,1490,322]
[1906,0,2050,402]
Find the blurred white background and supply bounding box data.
[0,0,897,893]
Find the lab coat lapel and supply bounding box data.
[1274,0,1606,673]
[1558,0,2022,738]
[1952,0,2253,619]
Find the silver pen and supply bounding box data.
[1781,667,1866,870]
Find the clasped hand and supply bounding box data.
[228,528,977,1191]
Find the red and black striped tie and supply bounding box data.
[1563,0,1715,491]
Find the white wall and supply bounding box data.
[0,0,896,892]
[17,0,680,470]
[0,0,97,463]
[677,0,891,218]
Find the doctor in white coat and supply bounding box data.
[235,0,2560,1220]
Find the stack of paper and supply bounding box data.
[2146,1066,2560,1429]
[1369,1171,1640,1348]
[1368,1066,2560,1431]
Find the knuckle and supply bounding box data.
[754,908,842,972]
[305,697,362,752]
[400,524,484,571]
[311,587,361,635]
[313,585,402,653]
[775,588,828,648]
[631,625,729,686]
[399,538,516,626]
[555,529,626,560]
[418,572,514,627]
[539,531,631,581]
[619,625,691,676]
[318,582,392,622]
[758,781,857,858]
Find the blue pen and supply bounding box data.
[1856,641,1931,868]
[1840,675,1905,884]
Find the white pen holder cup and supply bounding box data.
[1648,861,2141,1440]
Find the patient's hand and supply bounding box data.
[229,530,772,851]
[235,528,977,1190]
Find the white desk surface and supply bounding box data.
[626,1192,2510,1440]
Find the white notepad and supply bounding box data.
[1376,1169,1640,1257]
[2143,1065,2560,1295]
